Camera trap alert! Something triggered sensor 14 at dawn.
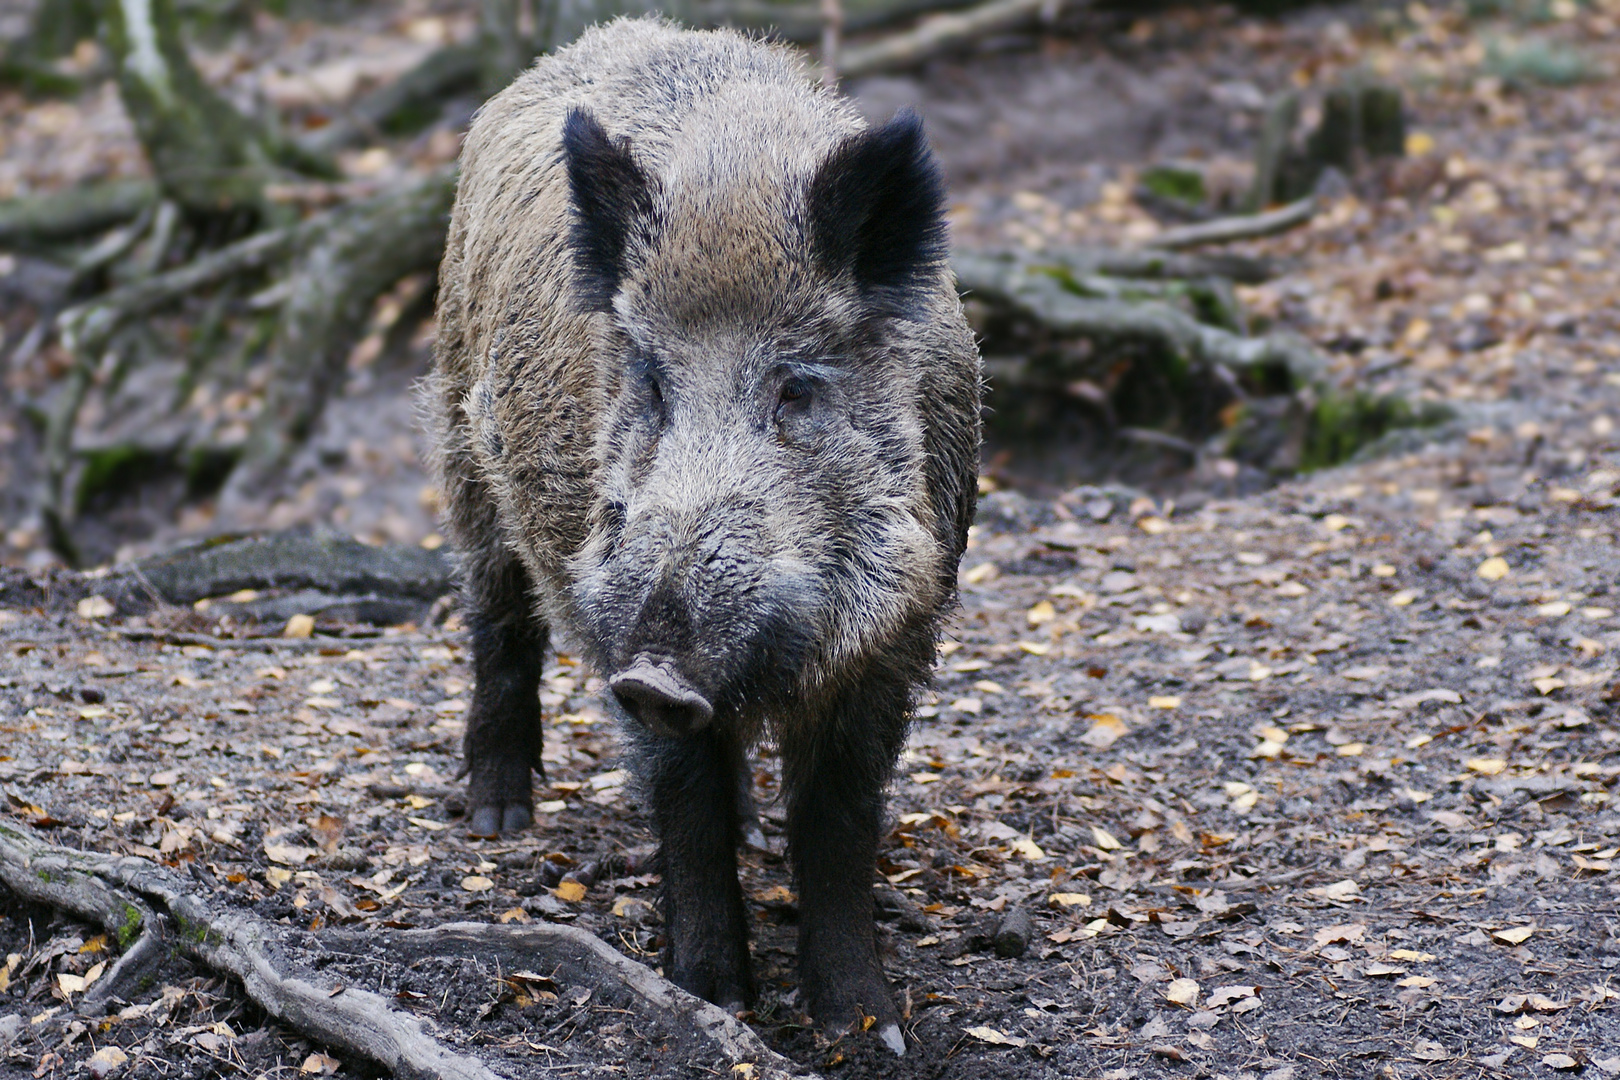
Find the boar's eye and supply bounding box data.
[775,377,812,423]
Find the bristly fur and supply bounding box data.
[806,108,950,316]
[427,16,982,1043]
[561,107,660,311]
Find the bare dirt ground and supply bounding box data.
[4,3,1620,1079]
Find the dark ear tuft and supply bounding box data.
[561,107,656,309]
[807,109,948,313]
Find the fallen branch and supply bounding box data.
[838,0,1088,79]
[1145,196,1317,251]
[0,825,816,1080]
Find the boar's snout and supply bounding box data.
[611,656,714,736]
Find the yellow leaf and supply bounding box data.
[1137,516,1169,535]
[1388,950,1437,962]
[461,875,494,892]
[1048,892,1091,908]
[1406,131,1435,155]
[1494,925,1535,945]
[909,772,942,784]
[56,973,86,995]
[1165,978,1200,1006]
[1466,758,1508,776]
[1091,826,1122,851]
[1081,714,1128,750]
[962,563,997,585]
[1532,677,1565,695]
[1322,514,1352,532]
[1026,601,1056,626]
[1148,695,1182,709]
[498,907,530,923]
[1389,590,1419,607]
[284,613,316,638]
[1336,743,1365,757]
[407,817,448,831]
[1396,975,1437,988]
[1476,557,1509,581]
[1010,837,1046,861]
[554,880,587,902]
[1016,641,1051,656]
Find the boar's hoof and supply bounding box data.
[877,1023,906,1057]
[469,803,532,839]
[610,659,713,735]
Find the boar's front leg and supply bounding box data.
[461,554,546,838]
[633,726,753,1011]
[781,681,910,1054]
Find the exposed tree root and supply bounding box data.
[223,169,456,506]
[0,825,814,1080]
[954,251,1326,386]
[0,180,159,249]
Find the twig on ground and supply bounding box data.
[1145,196,1318,251]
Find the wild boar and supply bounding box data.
[427,17,980,1052]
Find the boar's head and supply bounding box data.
[558,104,956,738]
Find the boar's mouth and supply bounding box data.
[610,655,715,736]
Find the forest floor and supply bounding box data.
[4,2,1620,1079]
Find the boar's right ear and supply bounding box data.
[561,107,656,309]
[807,108,948,316]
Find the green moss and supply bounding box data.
[117,903,144,948]
[1140,165,1206,210]
[1300,390,1450,472]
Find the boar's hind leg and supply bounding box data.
[636,727,753,1011]
[781,682,909,1053]
[461,552,546,838]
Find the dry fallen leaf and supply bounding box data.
[461,875,494,892]
[1494,925,1536,945]
[1049,892,1091,908]
[1307,880,1362,902]
[1466,758,1508,776]
[1148,695,1182,709]
[1396,975,1438,988]
[285,613,316,639]
[965,1026,1026,1047]
[1165,978,1200,1007]
[554,880,587,902]
[1081,714,1128,750]
[1091,826,1122,851]
[1026,600,1056,626]
[1477,556,1510,581]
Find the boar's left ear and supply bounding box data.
[807,108,948,314]
[562,107,657,310]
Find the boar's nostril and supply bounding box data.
[610,659,714,734]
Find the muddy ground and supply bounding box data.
[4,1,1620,1078]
